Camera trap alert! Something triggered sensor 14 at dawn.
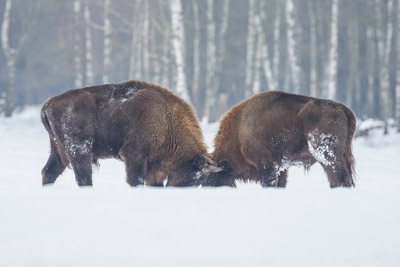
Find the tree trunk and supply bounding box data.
[285,0,300,93]
[272,3,281,88]
[191,0,200,110]
[309,1,317,97]
[245,0,256,97]
[83,0,94,86]
[257,2,276,92]
[1,0,15,116]
[73,0,84,88]
[103,0,112,84]
[170,0,190,102]
[204,0,217,122]
[142,0,150,80]
[396,0,400,132]
[326,0,339,99]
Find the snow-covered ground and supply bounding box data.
[1,106,399,267]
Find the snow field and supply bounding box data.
[0,107,399,267]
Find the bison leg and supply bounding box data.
[276,169,288,188]
[71,156,93,186]
[125,163,145,186]
[42,139,67,185]
[321,157,354,188]
[258,163,277,187]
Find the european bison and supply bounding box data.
[41,80,222,187]
[203,91,356,188]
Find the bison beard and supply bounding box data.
[203,91,356,188]
[41,80,222,187]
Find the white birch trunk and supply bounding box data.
[103,0,112,84]
[285,0,300,93]
[170,0,190,102]
[84,1,94,85]
[142,0,150,80]
[326,0,339,99]
[257,2,276,92]
[204,0,217,121]
[73,0,83,88]
[216,0,229,79]
[272,4,281,83]
[397,0,400,132]
[252,14,263,95]
[309,4,317,97]
[381,0,393,133]
[1,0,16,116]
[245,0,256,97]
[192,0,200,106]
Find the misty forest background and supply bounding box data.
[1,0,400,129]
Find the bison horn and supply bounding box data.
[202,155,224,173]
[203,155,218,167]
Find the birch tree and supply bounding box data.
[1,0,16,116]
[245,0,256,97]
[191,0,200,109]
[170,0,190,102]
[272,3,281,87]
[73,0,84,88]
[285,0,300,93]
[204,0,217,121]
[380,0,394,133]
[326,0,339,99]
[84,0,94,85]
[103,0,112,84]
[1,0,36,116]
[309,1,317,97]
[396,0,400,131]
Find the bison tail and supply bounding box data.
[41,103,53,136]
[41,103,71,168]
[343,106,356,186]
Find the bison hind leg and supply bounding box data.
[42,138,67,185]
[307,131,354,188]
[258,163,277,187]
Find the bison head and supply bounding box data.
[201,159,236,187]
[166,155,223,187]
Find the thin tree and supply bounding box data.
[103,0,112,84]
[285,0,300,93]
[170,0,190,102]
[73,0,84,88]
[326,0,339,99]
[245,0,256,97]
[1,0,36,116]
[84,0,94,86]
[204,0,217,121]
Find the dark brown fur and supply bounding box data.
[203,91,356,188]
[41,80,215,187]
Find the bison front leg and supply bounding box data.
[276,169,288,188]
[125,163,145,186]
[258,163,277,187]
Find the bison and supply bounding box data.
[203,91,356,188]
[41,80,222,187]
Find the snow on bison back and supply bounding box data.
[41,80,222,187]
[203,91,356,188]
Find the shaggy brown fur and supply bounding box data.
[41,80,218,187]
[203,91,356,188]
